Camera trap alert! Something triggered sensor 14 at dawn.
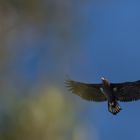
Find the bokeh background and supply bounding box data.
[0,0,140,140]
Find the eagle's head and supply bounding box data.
[101,77,110,87]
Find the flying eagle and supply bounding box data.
[65,77,140,115]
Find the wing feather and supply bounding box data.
[112,80,140,102]
[65,80,106,102]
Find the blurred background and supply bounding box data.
[0,0,140,140]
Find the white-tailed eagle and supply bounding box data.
[65,77,140,115]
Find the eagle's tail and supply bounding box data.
[108,101,122,115]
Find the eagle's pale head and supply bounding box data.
[101,77,110,87]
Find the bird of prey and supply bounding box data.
[65,77,140,115]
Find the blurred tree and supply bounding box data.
[0,87,90,140]
[0,0,97,140]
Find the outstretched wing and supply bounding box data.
[65,80,106,102]
[111,80,140,102]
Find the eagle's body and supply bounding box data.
[65,77,140,115]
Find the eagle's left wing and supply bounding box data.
[111,80,140,102]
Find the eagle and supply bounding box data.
[65,77,140,115]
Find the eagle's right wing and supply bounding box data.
[65,80,106,102]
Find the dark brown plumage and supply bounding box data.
[65,77,140,115]
[65,80,106,101]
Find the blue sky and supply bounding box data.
[64,0,140,140]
